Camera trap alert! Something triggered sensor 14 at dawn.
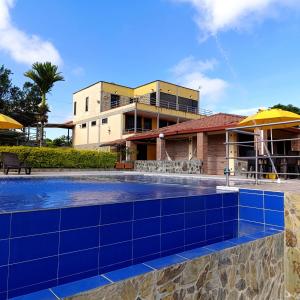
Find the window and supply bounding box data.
[91,120,96,126]
[85,97,89,112]
[160,92,176,109]
[81,123,87,128]
[73,102,77,115]
[150,92,156,106]
[102,118,108,124]
[111,94,120,108]
[144,118,152,130]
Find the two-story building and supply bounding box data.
[72,80,207,156]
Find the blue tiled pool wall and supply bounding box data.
[0,192,238,299]
[239,189,284,235]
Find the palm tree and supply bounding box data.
[24,62,64,146]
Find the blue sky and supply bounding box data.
[1,0,300,138]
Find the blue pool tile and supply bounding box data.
[10,233,59,264]
[98,260,132,275]
[161,230,184,252]
[8,256,58,290]
[223,220,238,238]
[206,237,223,245]
[240,193,263,208]
[184,241,207,251]
[61,206,100,230]
[133,236,160,259]
[161,214,184,233]
[10,289,57,300]
[0,293,6,300]
[206,223,223,240]
[161,247,185,256]
[0,266,8,293]
[228,236,255,245]
[0,240,9,266]
[104,264,151,282]
[179,247,213,260]
[264,195,284,211]
[132,252,161,265]
[133,217,160,239]
[185,195,205,212]
[206,208,222,224]
[58,269,98,285]
[265,224,284,231]
[99,241,132,266]
[185,226,205,245]
[161,198,184,215]
[185,211,205,228]
[101,203,133,225]
[222,193,238,207]
[145,254,187,270]
[60,227,99,254]
[239,220,264,236]
[239,207,264,223]
[249,230,279,239]
[223,207,238,221]
[205,241,235,251]
[265,210,284,227]
[59,248,98,278]
[0,213,11,240]
[134,200,160,220]
[205,194,222,210]
[100,221,132,246]
[8,280,57,299]
[11,210,60,237]
[240,189,263,195]
[264,191,284,197]
[52,276,109,298]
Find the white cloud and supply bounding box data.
[170,56,228,103]
[230,106,267,116]
[71,66,85,77]
[0,0,62,65]
[175,0,299,35]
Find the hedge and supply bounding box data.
[0,146,117,169]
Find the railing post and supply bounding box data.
[225,131,230,186]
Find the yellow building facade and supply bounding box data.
[72,80,201,151]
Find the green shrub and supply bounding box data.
[0,146,117,169]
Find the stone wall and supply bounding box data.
[134,160,203,174]
[285,191,300,299]
[68,233,284,300]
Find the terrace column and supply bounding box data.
[126,141,137,161]
[156,137,166,161]
[197,132,208,173]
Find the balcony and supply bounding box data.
[108,96,212,116]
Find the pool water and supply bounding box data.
[0,175,220,212]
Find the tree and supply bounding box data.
[24,62,64,146]
[0,65,42,127]
[271,103,300,115]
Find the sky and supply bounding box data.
[1,0,300,138]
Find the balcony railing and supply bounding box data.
[108,96,212,116]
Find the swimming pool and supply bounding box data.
[0,176,284,299]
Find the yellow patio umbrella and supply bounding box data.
[239,108,300,129]
[0,113,23,129]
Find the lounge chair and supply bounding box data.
[1,152,32,175]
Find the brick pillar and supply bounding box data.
[197,132,208,173]
[125,141,137,161]
[156,137,166,161]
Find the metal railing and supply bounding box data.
[107,96,213,116]
[225,119,300,185]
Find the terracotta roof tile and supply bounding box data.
[127,113,245,141]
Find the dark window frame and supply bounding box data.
[85,97,89,112]
[81,123,87,128]
[73,102,77,115]
[91,120,97,126]
[102,118,108,124]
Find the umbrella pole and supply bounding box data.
[270,129,274,155]
[263,142,280,183]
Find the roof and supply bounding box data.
[73,80,199,95]
[44,121,74,129]
[99,139,126,147]
[127,113,245,141]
